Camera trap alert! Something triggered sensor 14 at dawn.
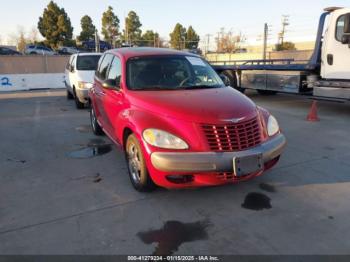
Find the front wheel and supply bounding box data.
[126,134,156,192]
[67,89,74,100]
[73,88,85,109]
[90,106,104,136]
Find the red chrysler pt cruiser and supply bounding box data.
[89,48,286,191]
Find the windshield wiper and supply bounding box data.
[132,86,176,91]
[179,85,220,90]
[132,85,223,91]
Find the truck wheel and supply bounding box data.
[126,134,156,192]
[90,106,104,136]
[220,70,245,93]
[257,90,277,95]
[73,88,85,109]
[67,89,74,100]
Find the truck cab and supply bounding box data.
[212,7,350,101]
[321,8,350,80]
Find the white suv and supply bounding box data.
[65,53,101,109]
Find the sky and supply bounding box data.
[1,0,349,49]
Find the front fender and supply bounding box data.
[117,108,205,187]
[117,107,204,153]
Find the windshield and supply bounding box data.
[127,55,224,90]
[76,55,101,71]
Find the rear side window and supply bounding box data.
[70,56,76,70]
[106,57,122,84]
[66,56,74,69]
[97,54,114,80]
[76,55,101,71]
[96,55,105,75]
[336,15,345,41]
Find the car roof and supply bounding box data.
[108,47,199,60]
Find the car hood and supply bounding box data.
[128,87,258,124]
[76,70,96,83]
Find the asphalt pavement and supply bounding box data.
[0,89,350,255]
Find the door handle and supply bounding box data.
[327,54,333,65]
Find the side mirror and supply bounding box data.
[344,14,350,34]
[102,79,120,90]
[341,34,350,45]
[343,13,350,47]
[219,74,230,86]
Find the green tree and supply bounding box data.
[101,6,120,45]
[79,15,96,42]
[38,1,73,47]
[124,11,142,45]
[185,26,200,49]
[275,41,296,51]
[140,30,159,47]
[170,23,186,50]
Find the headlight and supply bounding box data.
[78,82,93,89]
[143,129,189,150]
[267,115,280,136]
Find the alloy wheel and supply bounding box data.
[127,142,142,184]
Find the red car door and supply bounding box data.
[93,53,114,129]
[101,55,125,144]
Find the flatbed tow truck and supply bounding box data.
[212,7,350,101]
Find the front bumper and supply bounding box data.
[151,134,286,173]
[75,88,90,104]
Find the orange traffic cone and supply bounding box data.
[307,101,319,122]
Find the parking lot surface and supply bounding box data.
[1,90,350,255]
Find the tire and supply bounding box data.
[73,88,85,109]
[90,106,104,136]
[30,51,37,55]
[125,134,156,192]
[220,70,245,93]
[257,90,277,95]
[67,89,74,100]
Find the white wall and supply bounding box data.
[0,73,65,92]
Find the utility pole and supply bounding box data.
[216,28,225,52]
[279,15,290,45]
[95,30,100,53]
[125,17,129,45]
[263,23,268,60]
[205,34,211,54]
[217,32,221,52]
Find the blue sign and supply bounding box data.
[1,77,12,86]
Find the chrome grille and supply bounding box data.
[202,117,262,152]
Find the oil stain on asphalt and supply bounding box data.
[93,173,103,183]
[242,192,272,211]
[67,139,112,159]
[7,158,26,164]
[137,220,211,256]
